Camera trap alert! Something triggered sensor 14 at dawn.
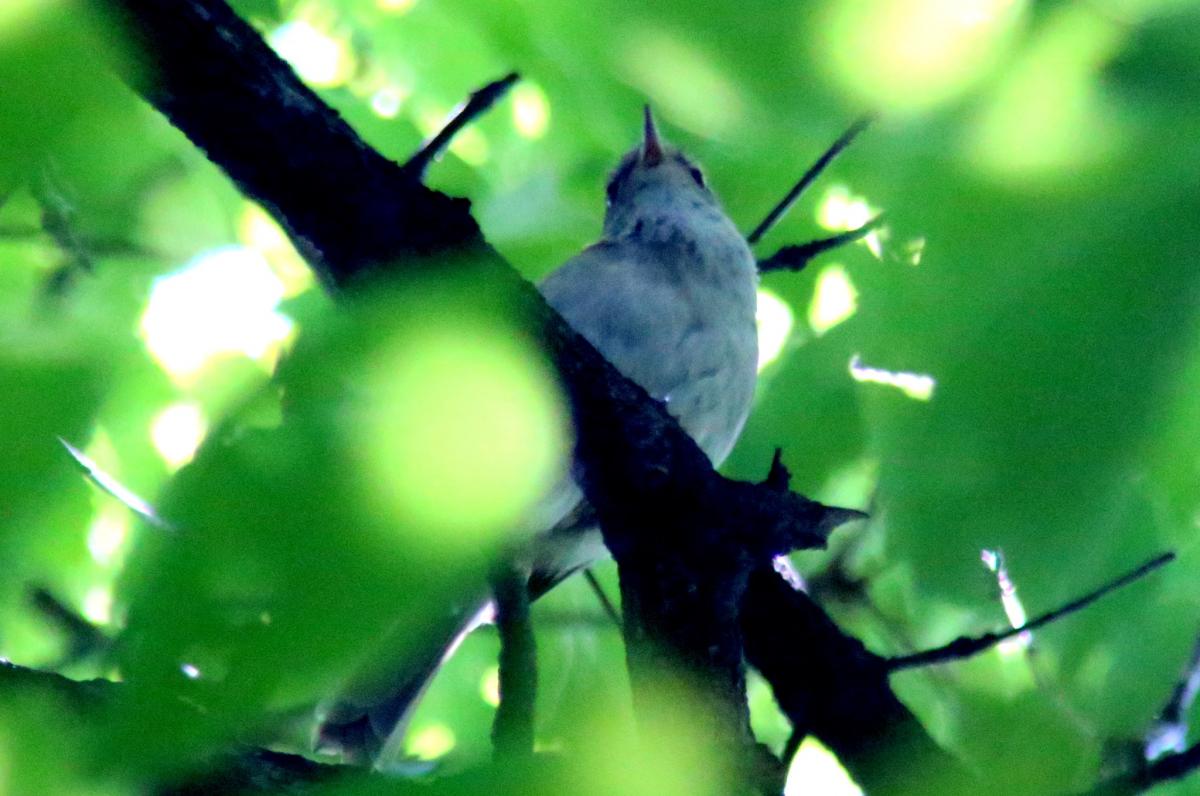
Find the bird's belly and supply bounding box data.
[656,316,757,465]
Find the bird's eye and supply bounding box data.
[687,166,706,188]
[606,179,620,205]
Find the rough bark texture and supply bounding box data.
[100,0,487,287]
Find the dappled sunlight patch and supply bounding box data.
[82,586,113,626]
[817,185,885,258]
[370,85,405,119]
[817,0,1026,112]
[237,203,314,297]
[903,236,926,266]
[756,288,795,371]
[480,665,500,707]
[512,82,551,140]
[139,246,295,384]
[787,737,863,795]
[849,354,936,401]
[268,19,354,89]
[87,510,129,568]
[0,0,46,32]
[406,723,456,760]
[150,402,207,471]
[808,264,858,336]
[353,322,568,546]
[376,0,418,13]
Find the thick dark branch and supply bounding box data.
[888,552,1174,672]
[740,569,976,792]
[99,0,488,287]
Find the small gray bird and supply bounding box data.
[528,107,759,586]
[320,107,760,761]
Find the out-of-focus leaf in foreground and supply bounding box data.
[109,268,569,774]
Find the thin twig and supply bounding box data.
[888,552,1175,672]
[583,568,621,629]
[402,72,519,180]
[33,162,94,279]
[746,115,875,245]
[59,438,169,529]
[762,447,791,492]
[28,587,110,666]
[1145,630,1200,760]
[757,214,886,274]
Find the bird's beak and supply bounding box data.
[641,105,663,167]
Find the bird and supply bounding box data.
[318,107,761,763]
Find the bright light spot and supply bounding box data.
[786,737,862,795]
[180,663,202,680]
[356,324,568,543]
[481,665,500,707]
[904,236,926,266]
[450,127,489,165]
[818,0,1026,112]
[86,511,128,566]
[849,354,936,401]
[370,86,404,119]
[817,186,884,258]
[511,83,550,139]
[0,0,45,31]
[981,549,1032,654]
[756,288,795,371]
[406,723,455,760]
[237,204,313,297]
[268,21,352,88]
[82,586,112,625]
[140,246,294,383]
[150,403,207,470]
[377,0,417,12]
[620,29,744,136]
[808,265,858,335]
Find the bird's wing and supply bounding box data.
[538,240,696,402]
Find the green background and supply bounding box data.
[1,0,1199,792]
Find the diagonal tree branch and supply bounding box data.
[97,0,488,288]
[94,0,864,782]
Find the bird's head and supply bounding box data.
[602,107,717,239]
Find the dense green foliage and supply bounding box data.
[2,0,1200,792]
